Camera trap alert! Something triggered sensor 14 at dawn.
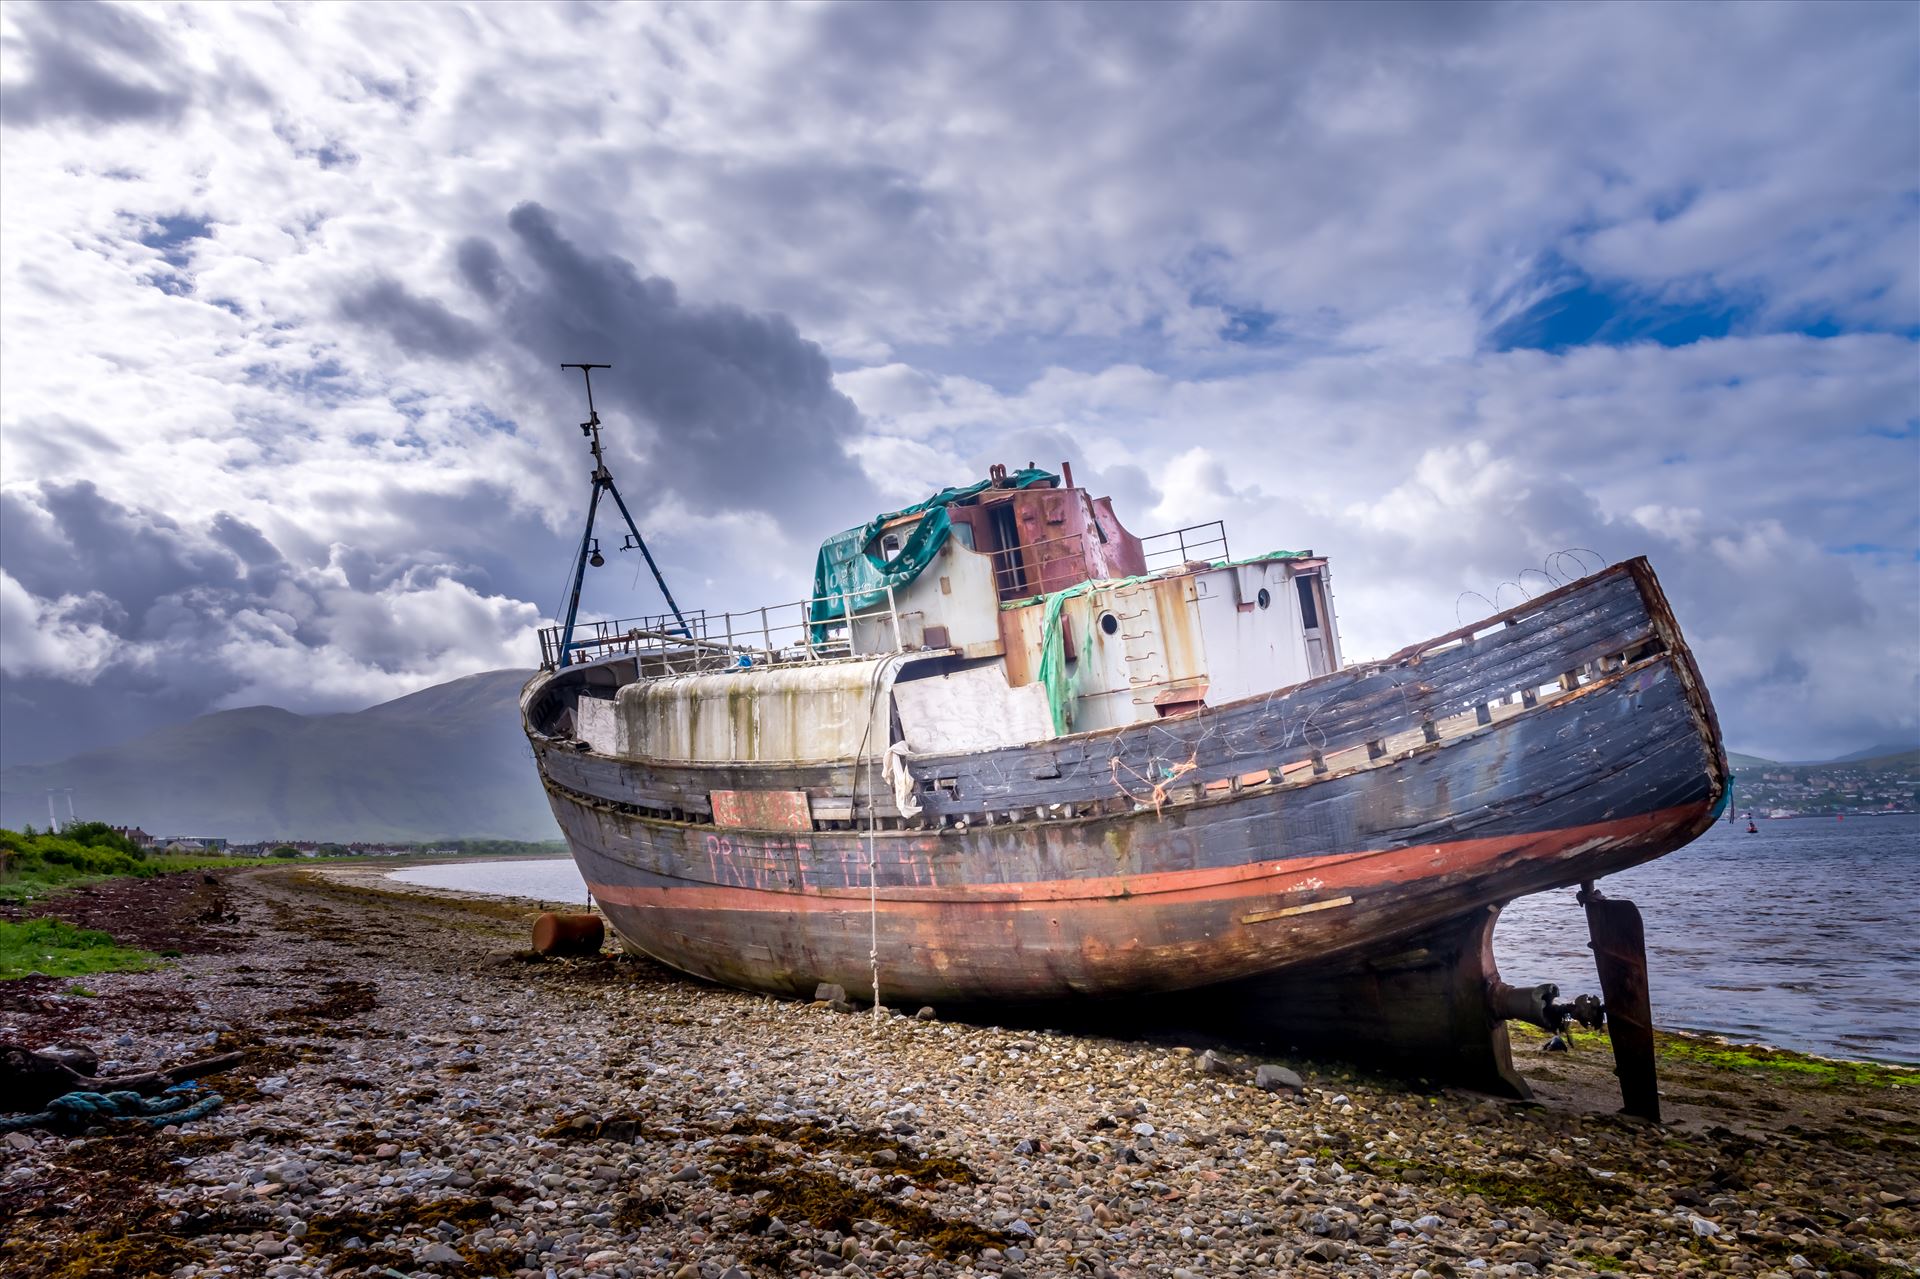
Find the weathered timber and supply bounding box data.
[542,656,1711,890]
[1586,892,1662,1122]
[536,655,1720,1004]
[536,562,1666,824]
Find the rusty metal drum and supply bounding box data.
[531,911,604,957]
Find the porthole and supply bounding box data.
[1099,611,1119,635]
[1256,588,1272,610]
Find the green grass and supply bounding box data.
[1659,1034,1920,1088]
[0,855,281,904]
[0,867,112,904]
[1,823,287,904]
[1368,1156,1631,1224]
[1514,1020,1920,1088]
[0,917,160,980]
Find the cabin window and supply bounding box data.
[989,503,1022,555]
[1296,572,1333,677]
[1098,611,1119,636]
[1256,588,1271,610]
[1295,576,1320,629]
[988,502,1028,600]
[880,531,904,560]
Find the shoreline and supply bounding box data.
[2,867,1915,1279]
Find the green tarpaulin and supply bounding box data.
[809,468,1056,640]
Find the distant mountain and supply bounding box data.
[1827,740,1920,764]
[1841,748,1920,773]
[1729,744,1920,770]
[0,670,560,843]
[1733,748,1919,773]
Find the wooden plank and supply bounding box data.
[1240,895,1354,924]
[540,664,1715,921]
[710,789,813,832]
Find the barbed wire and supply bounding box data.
[1457,547,1606,624]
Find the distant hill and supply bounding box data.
[1828,740,1920,764]
[1729,746,1919,771]
[0,670,560,843]
[1840,748,1920,774]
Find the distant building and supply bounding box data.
[111,826,154,848]
[158,836,229,853]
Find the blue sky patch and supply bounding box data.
[1487,260,1756,354]
[137,214,212,268]
[1218,302,1280,345]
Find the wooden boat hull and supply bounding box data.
[525,558,1728,1009]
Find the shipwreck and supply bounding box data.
[522,369,1729,1119]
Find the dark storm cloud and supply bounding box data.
[1,481,246,628]
[0,0,191,127]
[445,202,878,533]
[456,238,507,301]
[337,278,488,360]
[0,479,556,767]
[208,513,283,570]
[0,484,261,764]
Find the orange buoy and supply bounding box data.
[532,911,605,957]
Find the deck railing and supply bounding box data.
[539,587,914,674]
[1141,520,1230,568]
[542,518,1237,673]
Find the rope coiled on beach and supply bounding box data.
[0,1088,224,1133]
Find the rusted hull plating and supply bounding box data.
[527,559,1728,1008]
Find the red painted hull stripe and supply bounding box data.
[584,802,1704,914]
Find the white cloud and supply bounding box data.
[0,570,122,681]
[0,0,1913,764]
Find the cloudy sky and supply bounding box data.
[1,0,1915,767]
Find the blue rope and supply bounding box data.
[0,1088,224,1132]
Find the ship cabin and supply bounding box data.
[538,465,1342,762]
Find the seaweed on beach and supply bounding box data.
[170,1194,514,1278]
[276,978,378,1025]
[539,1110,670,1143]
[721,1115,978,1186]
[283,1196,510,1276]
[1755,1242,1910,1279]
[711,1139,1005,1259]
[0,1130,237,1279]
[612,1190,675,1229]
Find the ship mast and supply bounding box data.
[555,363,688,667]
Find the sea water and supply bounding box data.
[1498,812,1918,1064]
[388,812,1919,1063]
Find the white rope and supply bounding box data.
[849,655,895,1033]
[867,749,881,1032]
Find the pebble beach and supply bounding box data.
[3,866,1916,1279]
